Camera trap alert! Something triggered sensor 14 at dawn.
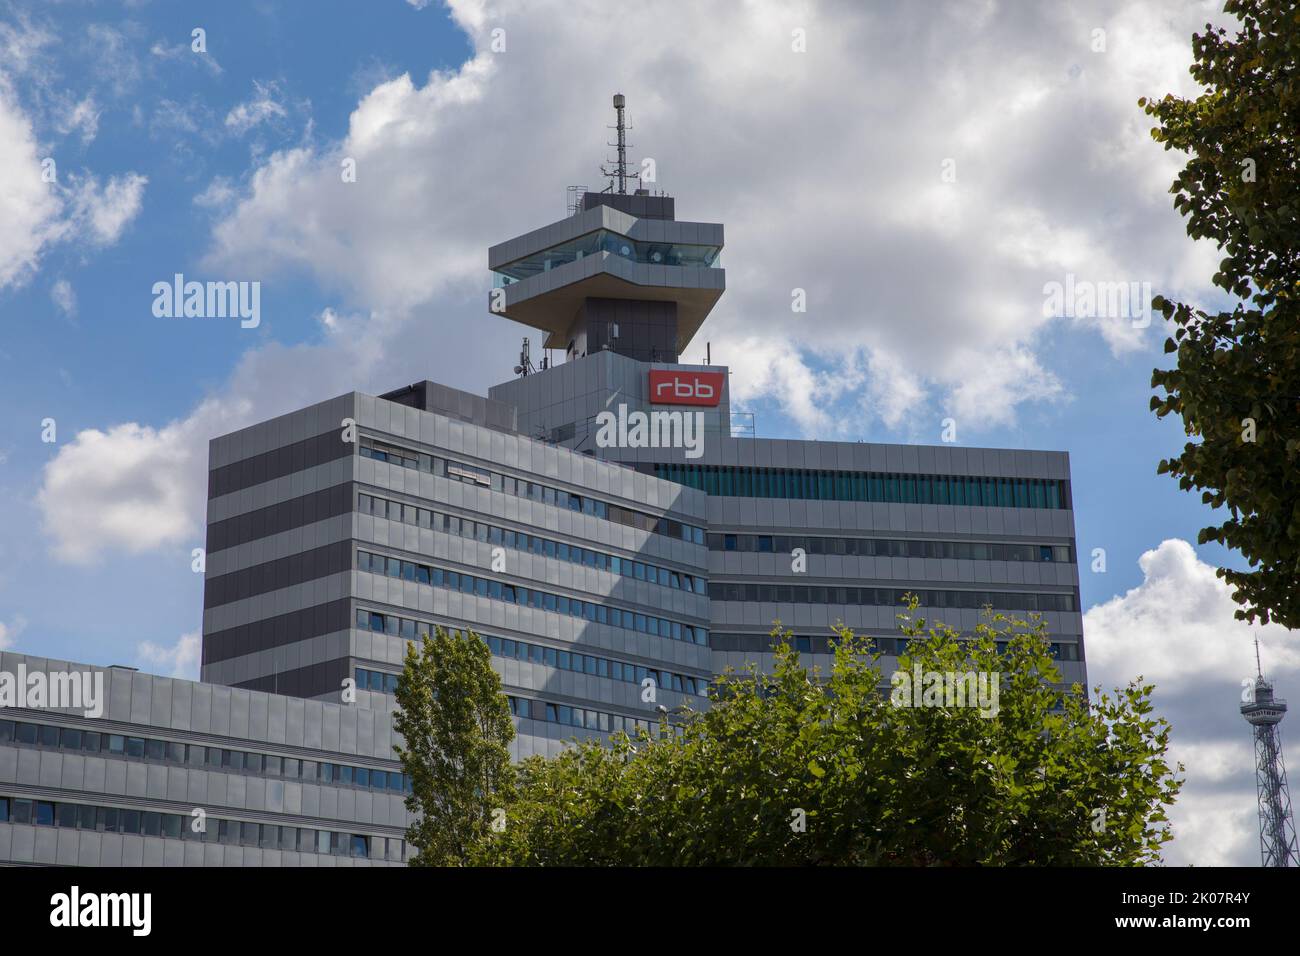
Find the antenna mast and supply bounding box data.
[1241,640,1299,867]
[601,93,638,195]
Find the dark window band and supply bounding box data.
[504,695,658,737]
[208,430,355,499]
[360,436,706,544]
[709,532,1072,563]
[656,463,1068,509]
[356,549,709,646]
[707,581,1076,613]
[0,715,406,793]
[203,541,353,609]
[359,491,707,595]
[353,614,708,697]
[709,632,1082,660]
[0,793,399,860]
[207,483,355,554]
[202,599,352,665]
[229,657,352,700]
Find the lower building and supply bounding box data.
[0,652,407,866]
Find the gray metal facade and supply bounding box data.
[0,652,407,866]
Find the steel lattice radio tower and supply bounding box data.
[1240,639,1299,867]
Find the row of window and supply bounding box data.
[360,437,706,543]
[505,695,660,735]
[710,533,1072,563]
[493,228,722,285]
[0,796,401,861]
[706,582,1077,613]
[356,550,710,645]
[355,668,401,695]
[656,464,1067,509]
[358,492,707,594]
[0,720,409,794]
[711,633,1082,662]
[355,614,708,696]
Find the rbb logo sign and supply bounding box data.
[648,370,724,406]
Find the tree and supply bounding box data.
[392,627,514,866]
[471,606,1182,866]
[1143,0,1300,627]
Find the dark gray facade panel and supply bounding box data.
[203,599,353,666]
[581,191,675,220]
[378,381,518,434]
[207,483,355,554]
[202,541,353,609]
[231,658,352,699]
[207,430,354,499]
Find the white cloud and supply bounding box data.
[0,81,145,288]
[50,278,75,317]
[224,80,288,135]
[0,16,54,78]
[0,615,27,651]
[37,0,1235,564]
[196,0,1225,436]
[193,176,237,209]
[149,39,224,76]
[1083,539,1300,866]
[32,313,462,565]
[137,631,201,680]
[67,172,147,245]
[85,24,143,97]
[56,95,100,144]
[0,80,64,289]
[37,422,199,564]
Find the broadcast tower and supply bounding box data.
[1241,639,1299,867]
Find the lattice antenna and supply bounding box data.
[600,93,639,195]
[1241,639,1299,867]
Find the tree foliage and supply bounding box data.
[1143,0,1300,626]
[392,627,514,866]
[458,607,1181,866]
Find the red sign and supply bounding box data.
[648,370,725,406]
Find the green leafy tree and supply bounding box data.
[1143,0,1300,626]
[471,606,1182,866]
[392,627,514,866]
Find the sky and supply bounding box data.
[0,0,1296,867]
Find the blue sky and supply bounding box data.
[0,0,1293,865]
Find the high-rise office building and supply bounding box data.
[0,98,1084,864]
